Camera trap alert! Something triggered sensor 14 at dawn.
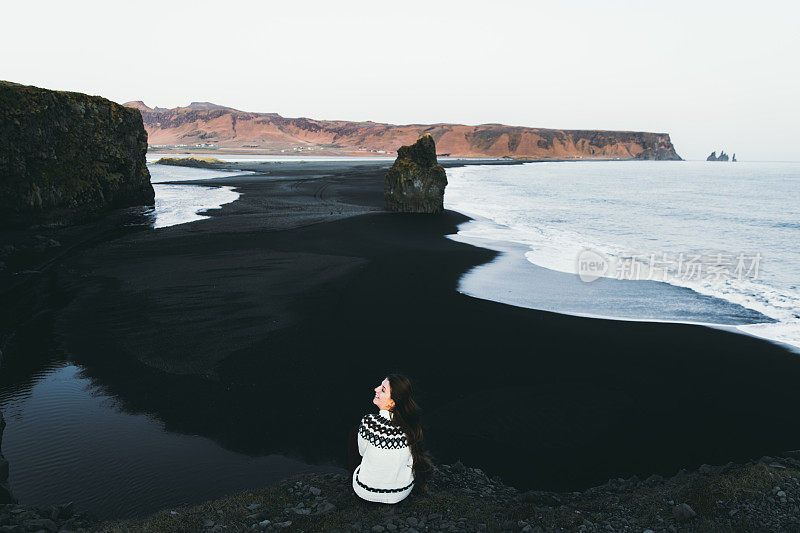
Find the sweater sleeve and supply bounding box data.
[357,416,368,457]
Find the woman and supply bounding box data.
[350,373,433,504]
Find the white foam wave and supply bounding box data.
[444,162,800,352]
[150,184,240,229]
[143,162,248,228]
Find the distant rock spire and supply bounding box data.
[707,150,733,162]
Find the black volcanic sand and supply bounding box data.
[4,159,800,503]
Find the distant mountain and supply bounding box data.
[122,101,682,160]
[184,101,235,111]
[124,100,152,112]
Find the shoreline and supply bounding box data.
[443,217,800,357]
[2,160,800,523]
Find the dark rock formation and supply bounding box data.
[0,410,14,504]
[733,153,737,162]
[707,150,731,162]
[631,132,682,160]
[0,81,154,227]
[384,135,448,213]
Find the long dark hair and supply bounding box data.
[386,373,434,492]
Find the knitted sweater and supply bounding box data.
[352,408,414,504]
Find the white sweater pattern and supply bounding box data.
[352,409,414,501]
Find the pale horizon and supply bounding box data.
[3,0,798,161]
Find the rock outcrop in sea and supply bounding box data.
[0,81,154,227]
[384,134,448,213]
[707,150,731,161]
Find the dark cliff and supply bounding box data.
[0,81,154,227]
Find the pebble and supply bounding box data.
[673,503,696,522]
[22,519,57,533]
[316,502,336,514]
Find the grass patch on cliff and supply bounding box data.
[155,157,225,168]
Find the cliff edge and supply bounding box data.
[90,454,800,532]
[0,81,154,227]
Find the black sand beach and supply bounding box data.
[3,159,800,518]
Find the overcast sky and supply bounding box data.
[3,0,798,160]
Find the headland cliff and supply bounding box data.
[1,81,154,227]
[124,101,681,160]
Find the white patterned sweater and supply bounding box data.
[352,408,415,504]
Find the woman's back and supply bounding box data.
[352,409,414,504]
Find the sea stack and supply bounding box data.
[0,81,155,227]
[384,134,448,213]
[707,150,731,162]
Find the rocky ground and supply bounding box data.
[0,502,94,533]
[6,454,799,532]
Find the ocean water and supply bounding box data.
[444,160,800,351]
[146,163,253,228]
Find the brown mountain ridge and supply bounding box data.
[123,101,682,160]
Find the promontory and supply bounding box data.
[1,81,154,227]
[124,101,682,160]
